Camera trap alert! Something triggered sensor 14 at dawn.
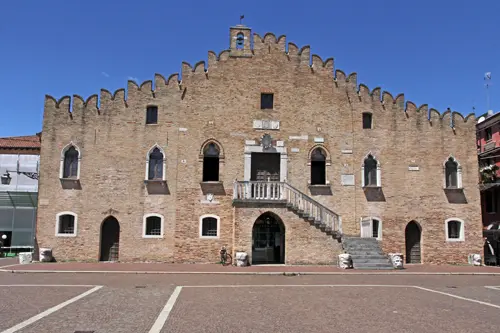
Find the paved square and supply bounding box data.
[2,273,500,333]
[0,285,93,332]
[161,285,500,333]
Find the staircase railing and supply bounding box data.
[233,181,342,235]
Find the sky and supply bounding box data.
[0,0,499,137]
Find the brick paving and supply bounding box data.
[1,272,500,332]
[1,261,500,274]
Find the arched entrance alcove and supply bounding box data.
[405,221,422,264]
[99,216,120,262]
[252,212,285,265]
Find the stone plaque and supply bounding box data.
[314,137,325,143]
[289,135,308,140]
[341,174,355,186]
[408,166,420,171]
[253,120,280,130]
[291,148,300,153]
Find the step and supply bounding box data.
[353,262,394,269]
[351,258,392,264]
[352,265,394,270]
[350,255,389,260]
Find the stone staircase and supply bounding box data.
[342,237,394,270]
[233,181,342,238]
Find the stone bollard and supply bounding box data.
[18,252,33,264]
[338,253,352,269]
[388,253,404,269]
[468,254,482,266]
[39,248,53,262]
[235,252,248,267]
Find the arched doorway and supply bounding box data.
[252,212,285,265]
[100,216,120,262]
[405,221,421,264]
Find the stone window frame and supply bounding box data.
[55,211,78,237]
[59,142,82,180]
[145,144,167,181]
[199,214,220,239]
[443,155,463,189]
[198,139,225,182]
[445,218,465,242]
[307,144,331,185]
[361,152,381,187]
[142,213,164,238]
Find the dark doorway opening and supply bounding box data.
[251,153,280,181]
[405,221,421,264]
[252,213,285,265]
[100,217,120,262]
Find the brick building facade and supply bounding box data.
[36,25,483,265]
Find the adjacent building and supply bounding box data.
[35,25,483,265]
[0,133,41,253]
[476,110,500,265]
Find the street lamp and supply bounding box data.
[1,170,39,185]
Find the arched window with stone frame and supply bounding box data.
[361,153,381,187]
[444,156,462,189]
[145,144,166,181]
[310,147,327,185]
[200,140,224,183]
[60,142,81,179]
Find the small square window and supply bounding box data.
[145,216,162,236]
[261,93,274,110]
[362,113,372,129]
[201,217,218,238]
[146,106,158,124]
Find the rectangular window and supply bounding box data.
[260,93,274,110]
[486,128,492,141]
[362,113,372,129]
[485,191,496,213]
[201,217,218,237]
[447,221,460,239]
[58,215,75,234]
[146,106,158,124]
[145,217,162,236]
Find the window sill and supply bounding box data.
[144,179,167,184]
[55,233,77,238]
[199,236,219,240]
[443,187,463,191]
[446,238,464,242]
[142,235,164,239]
[145,123,159,126]
[59,177,79,182]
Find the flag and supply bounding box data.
[240,15,245,20]
[485,72,492,80]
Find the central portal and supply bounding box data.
[252,212,285,265]
[251,153,280,181]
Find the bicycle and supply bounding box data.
[219,246,232,266]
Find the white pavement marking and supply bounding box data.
[0,284,98,287]
[485,286,500,291]
[0,285,103,333]
[148,286,183,333]
[414,286,500,310]
[183,284,411,288]
[0,264,22,270]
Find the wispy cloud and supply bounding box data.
[101,71,110,78]
[128,76,139,82]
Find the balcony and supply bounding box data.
[484,141,497,152]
